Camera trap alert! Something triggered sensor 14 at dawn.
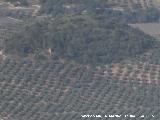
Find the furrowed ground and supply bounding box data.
[0,58,159,120]
[0,0,160,120]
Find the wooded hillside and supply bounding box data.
[5,14,156,65]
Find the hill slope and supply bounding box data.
[5,14,156,65]
[0,58,159,120]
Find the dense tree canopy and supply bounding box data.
[39,0,160,23]
[5,14,156,64]
[3,0,158,64]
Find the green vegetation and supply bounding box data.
[0,1,160,120]
[132,46,160,64]
[0,58,159,120]
[5,14,155,65]
[39,0,160,23]
[6,0,29,6]
[39,0,107,15]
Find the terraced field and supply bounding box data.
[0,58,159,120]
[0,17,23,48]
[106,63,160,85]
[106,0,160,9]
[0,1,160,120]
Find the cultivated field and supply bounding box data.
[0,58,159,120]
[0,1,159,120]
[106,63,160,85]
[0,17,23,48]
[106,0,160,9]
